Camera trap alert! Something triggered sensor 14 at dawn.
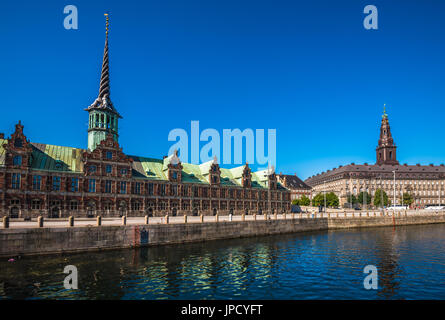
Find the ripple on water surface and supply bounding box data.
[1,224,445,299]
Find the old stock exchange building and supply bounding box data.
[0,22,290,219]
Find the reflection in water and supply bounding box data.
[1,224,445,300]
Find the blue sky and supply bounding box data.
[1,0,444,179]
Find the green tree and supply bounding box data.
[373,188,389,207]
[358,191,372,206]
[402,192,414,206]
[299,195,311,206]
[291,199,300,206]
[346,193,358,208]
[312,193,324,207]
[326,192,339,208]
[312,192,339,208]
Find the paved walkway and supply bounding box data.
[3,209,444,229]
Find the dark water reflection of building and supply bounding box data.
[1,224,444,299]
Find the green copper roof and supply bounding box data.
[31,143,84,173]
[1,137,281,190]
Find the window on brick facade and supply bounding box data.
[133,182,141,195]
[171,185,177,196]
[148,183,154,195]
[120,181,127,194]
[31,199,41,210]
[106,165,112,173]
[131,201,141,211]
[106,151,112,159]
[160,184,165,196]
[14,139,22,148]
[11,173,20,189]
[88,179,96,193]
[71,177,79,192]
[70,201,78,211]
[52,176,61,191]
[105,180,112,193]
[13,155,22,165]
[33,175,41,190]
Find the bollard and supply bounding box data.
[38,216,44,228]
[68,216,74,227]
[366,212,369,217]
[215,214,219,222]
[328,213,330,219]
[144,215,149,225]
[229,214,233,222]
[336,212,339,218]
[122,216,127,226]
[200,214,204,223]
[97,216,102,226]
[165,215,169,224]
[241,214,245,221]
[184,215,188,223]
[283,213,286,220]
[253,213,257,221]
[299,213,302,219]
[291,213,295,220]
[3,216,9,228]
[307,213,310,219]
[264,213,267,221]
[274,213,277,220]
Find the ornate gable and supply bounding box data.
[82,133,133,178]
[242,163,252,188]
[268,166,277,190]
[209,156,221,185]
[3,121,33,169]
[167,150,183,182]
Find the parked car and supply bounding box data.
[425,206,445,210]
[387,205,408,210]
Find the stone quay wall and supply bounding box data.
[1,212,445,258]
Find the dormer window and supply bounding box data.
[55,161,63,170]
[121,168,127,175]
[14,139,22,148]
[106,151,112,159]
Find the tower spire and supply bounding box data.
[85,13,121,118]
[85,13,122,151]
[376,105,399,165]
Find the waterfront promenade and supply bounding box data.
[1,209,445,258]
[2,209,443,229]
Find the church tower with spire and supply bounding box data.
[376,104,399,165]
[85,13,122,151]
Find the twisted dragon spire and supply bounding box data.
[85,13,121,118]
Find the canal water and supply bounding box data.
[1,223,444,300]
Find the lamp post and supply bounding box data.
[392,170,396,209]
[324,181,327,215]
[380,175,384,209]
